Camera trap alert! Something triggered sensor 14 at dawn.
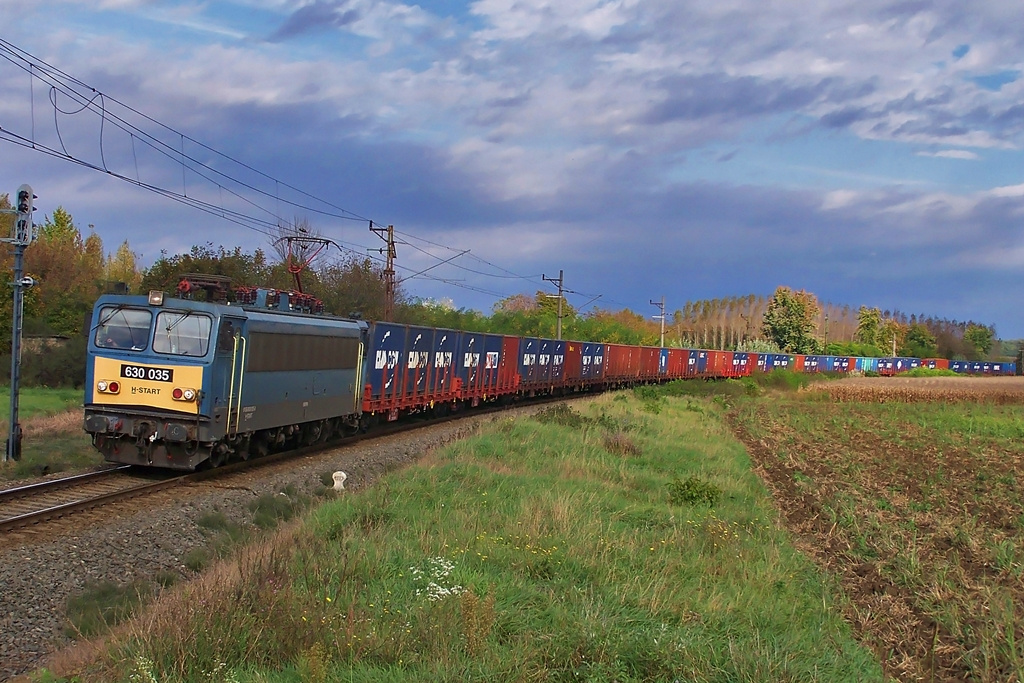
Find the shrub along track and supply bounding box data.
[728,383,1024,683]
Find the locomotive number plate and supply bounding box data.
[120,364,174,382]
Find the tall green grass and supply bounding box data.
[0,385,98,479]
[0,385,82,419]
[83,392,881,682]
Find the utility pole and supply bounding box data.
[823,313,829,351]
[651,296,665,347]
[370,222,397,321]
[3,185,36,462]
[542,270,564,340]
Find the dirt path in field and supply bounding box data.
[728,379,1024,683]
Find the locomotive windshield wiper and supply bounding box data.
[94,304,127,331]
[164,310,194,333]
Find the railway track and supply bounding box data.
[0,396,567,538]
[0,466,188,532]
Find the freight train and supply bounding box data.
[83,286,1016,470]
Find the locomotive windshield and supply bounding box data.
[153,311,213,357]
[95,306,152,351]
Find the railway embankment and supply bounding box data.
[26,389,881,682]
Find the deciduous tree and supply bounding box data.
[855,306,883,346]
[964,323,995,358]
[761,286,820,353]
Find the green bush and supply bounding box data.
[668,476,722,506]
[0,336,87,388]
[533,403,589,428]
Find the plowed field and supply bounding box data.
[730,380,1024,682]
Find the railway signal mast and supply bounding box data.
[2,184,37,462]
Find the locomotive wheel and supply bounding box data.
[209,449,227,468]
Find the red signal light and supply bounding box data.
[172,388,183,400]
[108,381,120,393]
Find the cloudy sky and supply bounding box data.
[2,1,1023,337]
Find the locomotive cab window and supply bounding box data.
[153,311,213,357]
[95,307,152,351]
[217,319,240,353]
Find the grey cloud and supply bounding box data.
[270,2,361,41]
[820,107,871,129]
[644,74,831,125]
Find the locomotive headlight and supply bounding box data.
[172,387,197,402]
[97,380,120,394]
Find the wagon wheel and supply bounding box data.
[209,447,227,468]
[237,436,252,461]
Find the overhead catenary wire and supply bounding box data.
[0,37,617,311]
[0,39,368,227]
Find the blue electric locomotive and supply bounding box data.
[84,289,366,470]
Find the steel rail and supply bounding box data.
[0,465,132,501]
[0,474,189,532]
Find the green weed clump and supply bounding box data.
[532,403,589,428]
[602,431,642,457]
[249,485,309,529]
[659,378,747,398]
[904,367,959,377]
[65,580,155,638]
[668,475,723,506]
[754,368,816,391]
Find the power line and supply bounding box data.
[0,38,373,233]
[0,38,617,313]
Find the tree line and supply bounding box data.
[0,198,1005,388]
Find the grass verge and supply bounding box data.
[0,386,100,480]
[67,390,881,682]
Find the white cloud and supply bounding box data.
[822,190,859,210]
[989,183,1024,198]
[917,150,981,160]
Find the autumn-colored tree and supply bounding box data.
[0,193,12,237]
[105,240,143,293]
[493,293,538,314]
[761,286,820,353]
[21,207,105,336]
[879,318,905,356]
[574,309,649,345]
